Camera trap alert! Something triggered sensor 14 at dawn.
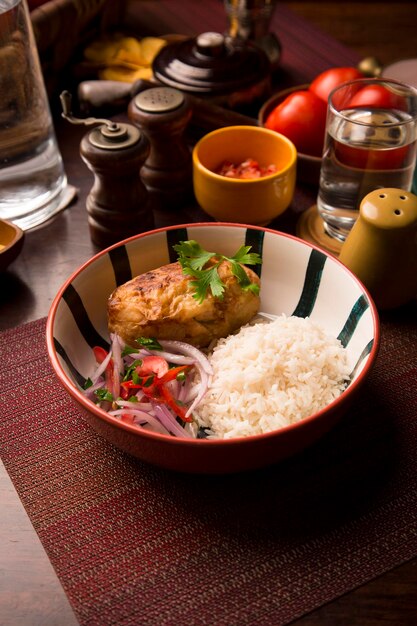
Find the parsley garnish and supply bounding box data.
[94,388,114,403]
[123,359,143,382]
[122,345,139,357]
[176,371,187,382]
[173,240,262,303]
[136,337,163,351]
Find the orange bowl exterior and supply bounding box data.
[193,126,297,225]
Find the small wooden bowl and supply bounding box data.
[0,219,25,272]
[258,85,322,186]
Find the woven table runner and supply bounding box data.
[1,312,416,626]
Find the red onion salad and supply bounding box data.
[82,334,213,438]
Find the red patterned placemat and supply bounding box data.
[1,312,417,626]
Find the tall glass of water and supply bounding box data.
[0,0,67,230]
[317,78,417,242]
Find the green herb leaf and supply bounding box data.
[226,245,262,267]
[174,240,216,271]
[229,259,251,287]
[123,359,142,382]
[187,265,225,303]
[122,345,139,357]
[241,282,260,296]
[94,388,114,403]
[136,337,163,351]
[174,240,262,302]
[83,377,93,390]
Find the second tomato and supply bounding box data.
[265,90,327,157]
[309,67,364,103]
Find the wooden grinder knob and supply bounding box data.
[80,122,154,248]
[128,87,193,212]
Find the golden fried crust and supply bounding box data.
[107,260,260,347]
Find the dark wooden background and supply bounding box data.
[284,1,417,67]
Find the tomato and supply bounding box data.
[136,355,169,378]
[265,90,327,156]
[347,84,405,111]
[120,413,135,425]
[335,143,409,171]
[309,67,364,102]
[336,84,408,170]
[93,346,111,365]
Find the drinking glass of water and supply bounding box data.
[0,0,67,230]
[317,78,417,242]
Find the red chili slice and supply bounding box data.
[159,384,193,423]
[158,365,190,385]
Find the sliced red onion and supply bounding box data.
[109,408,170,435]
[82,378,105,398]
[125,349,151,361]
[116,400,155,412]
[185,369,211,418]
[110,333,124,374]
[165,378,179,398]
[145,348,196,366]
[181,384,199,403]
[159,340,213,375]
[177,376,191,403]
[90,350,112,384]
[110,334,123,399]
[152,403,193,438]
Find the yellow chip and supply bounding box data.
[84,39,121,63]
[140,37,167,65]
[115,37,143,65]
[99,66,153,83]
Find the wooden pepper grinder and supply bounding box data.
[128,86,193,212]
[60,91,153,249]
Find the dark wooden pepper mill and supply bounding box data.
[60,91,153,249]
[127,86,193,212]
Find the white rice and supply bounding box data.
[194,314,350,439]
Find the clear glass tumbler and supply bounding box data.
[317,78,417,242]
[0,0,67,230]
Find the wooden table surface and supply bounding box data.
[1,1,417,624]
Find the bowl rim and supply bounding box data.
[46,221,380,448]
[192,125,297,182]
